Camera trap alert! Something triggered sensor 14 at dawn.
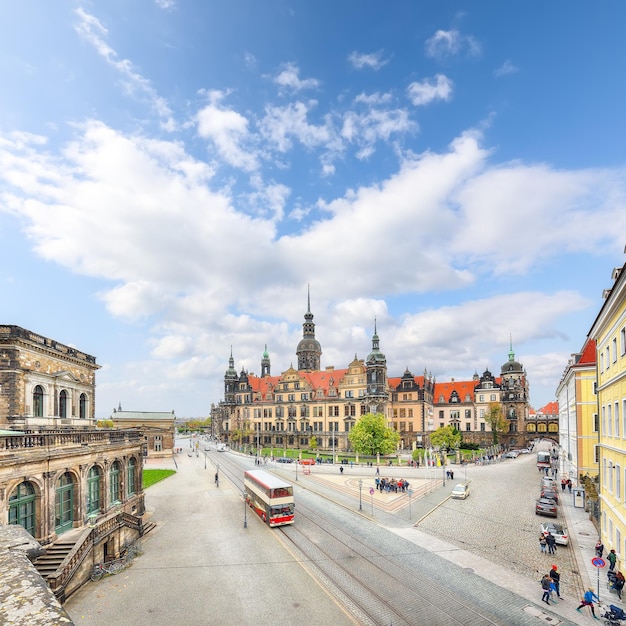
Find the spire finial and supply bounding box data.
[307,283,311,313]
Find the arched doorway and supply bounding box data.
[9,481,36,536]
[55,472,74,534]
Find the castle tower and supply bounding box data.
[296,286,322,371]
[261,344,271,377]
[365,319,388,413]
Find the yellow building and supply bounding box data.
[556,338,598,482]
[589,258,626,566]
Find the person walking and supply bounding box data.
[576,588,599,618]
[539,533,547,553]
[540,574,553,605]
[608,548,617,571]
[595,540,604,557]
[545,532,557,555]
[549,565,562,599]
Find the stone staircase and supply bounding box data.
[33,536,78,581]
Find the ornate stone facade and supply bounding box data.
[0,325,99,430]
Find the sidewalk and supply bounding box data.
[559,486,622,609]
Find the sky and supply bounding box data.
[1,1,626,418]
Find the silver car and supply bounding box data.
[451,483,470,499]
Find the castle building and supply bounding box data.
[213,297,534,453]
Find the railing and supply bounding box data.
[48,511,145,602]
[0,429,143,452]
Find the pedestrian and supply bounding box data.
[608,549,617,571]
[595,540,605,557]
[339,466,344,475]
[549,565,561,599]
[614,571,625,599]
[567,478,572,493]
[546,532,557,555]
[450,471,454,480]
[376,466,380,476]
[576,589,599,618]
[540,574,553,604]
[560,478,566,492]
[539,533,547,553]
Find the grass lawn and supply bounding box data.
[143,469,176,489]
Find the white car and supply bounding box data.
[451,483,470,499]
[541,522,569,546]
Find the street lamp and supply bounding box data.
[244,494,247,529]
[358,479,363,510]
[441,447,447,486]
[296,459,298,482]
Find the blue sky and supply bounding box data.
[1,1,625,418]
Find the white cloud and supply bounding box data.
[196,94,258,171]
[425,29,482,61]
[2,120,626,415]
[347,50,389,71]
[155,0,175,8]
[273,63,320,92]
[407,74,453,106]
[494,60,519,78]
[74,8,176,132]
[260,101,331,152]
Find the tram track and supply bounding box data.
[280,500,507,626]
[207,452,543,626]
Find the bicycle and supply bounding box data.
[90,559,124,581]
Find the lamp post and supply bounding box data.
[244,494,247,529]
[408,487,412,520]
[358,479,363,511]
[441,448,447,486]
[296,459,298,482]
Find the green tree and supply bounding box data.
[429,425,461,451]
[484,402,508,444]
[309,436,318,451]
[348,413,400,456]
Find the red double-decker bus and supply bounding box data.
[244,469,294,527]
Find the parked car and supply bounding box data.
[298,458,316,465]
[541,477,556,489]
[276,457,293,463]
[503,451,520,459]
[535,497,558,517]
[541,487,559,503]
[451,483,470,499]
[540,522,569,546]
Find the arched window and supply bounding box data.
[33,385,44,417]
[127,458,136,496]
[9,482,36,536]
[79,393,87,419]
[87,466,101,516]
[110,461,121,504]
[59,390,68,418]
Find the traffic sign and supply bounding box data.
[592,557,606,568]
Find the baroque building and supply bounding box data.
[213,297,534,454]
[0,325,150,605]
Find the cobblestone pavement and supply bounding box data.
[416,450,582,597]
